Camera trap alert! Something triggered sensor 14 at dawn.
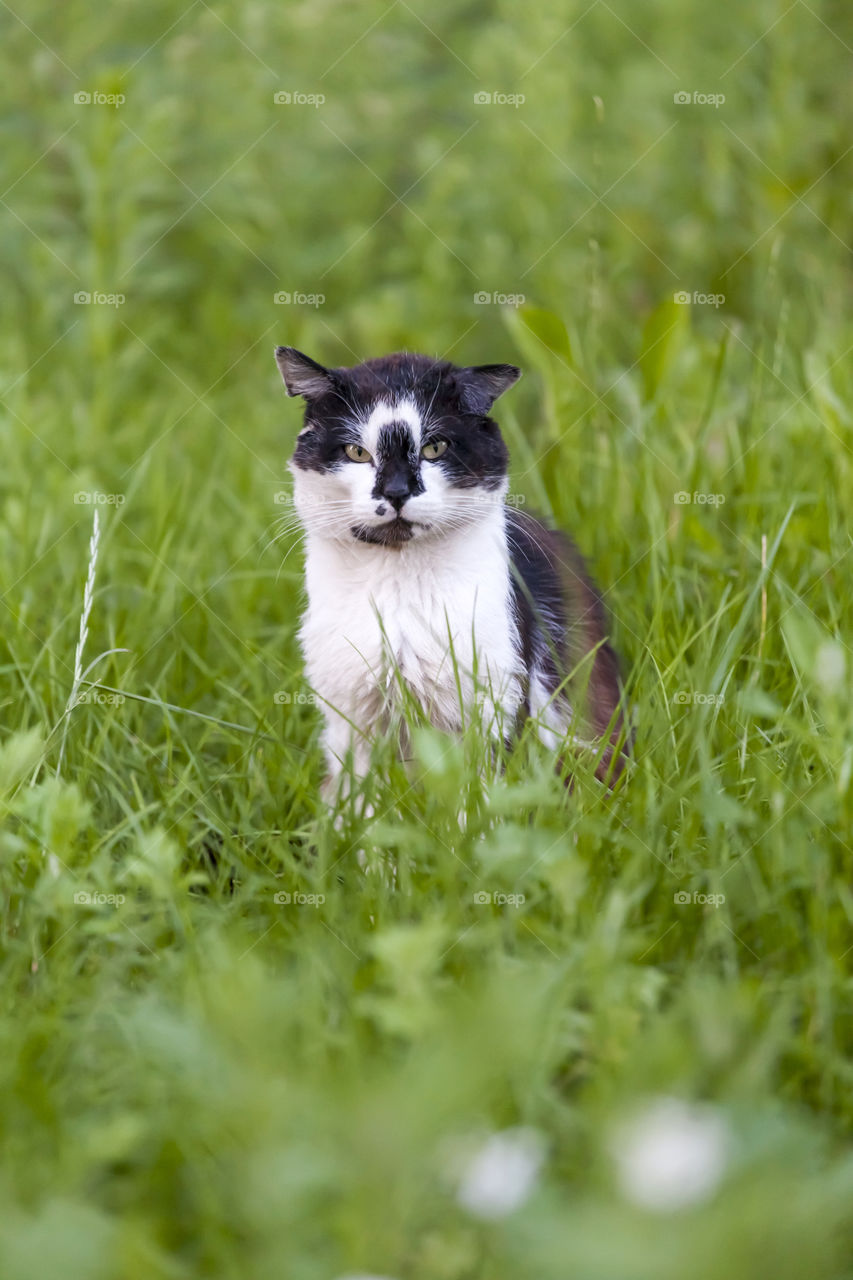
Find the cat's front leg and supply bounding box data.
[319,703,374,805]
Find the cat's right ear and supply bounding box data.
[274,346,335,399]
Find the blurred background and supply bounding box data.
[2,2,853,1277]
[4,0,852,725]
[4,0,853,393]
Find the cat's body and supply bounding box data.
[275,347,627,798]
[300,497,521,784]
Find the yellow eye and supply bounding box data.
[421,439,448,460]
[344,444,372,463]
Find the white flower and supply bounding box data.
[816,640,846,694]
[455,1127,545,1219]
[612,1097,730,1211]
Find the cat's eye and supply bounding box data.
[344,443,372,463]
[421,439,448,460]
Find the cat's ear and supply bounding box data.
[274,346,335,399]
[457,363,522,415]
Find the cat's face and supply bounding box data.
[276,348,521,547]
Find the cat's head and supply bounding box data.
[275,347,521,548]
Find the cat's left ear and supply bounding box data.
[274,346,335,399]
[457,363,522,415]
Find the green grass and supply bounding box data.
[2,0,853,1275]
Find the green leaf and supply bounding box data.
[738,688,783,719]
[639,295,689,400]
[505,305,574,371]
[0,728,43,797]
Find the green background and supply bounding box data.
[2,1,853,1277]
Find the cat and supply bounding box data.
[274,346,628,801]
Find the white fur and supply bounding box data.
[290,396,503,547]
[362,397,422,454]
[527,674,566,752]
[296,501,524,799]
[289,394,543,799]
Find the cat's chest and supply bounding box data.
[300,526,522,721]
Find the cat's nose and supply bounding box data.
[381,480,412,511]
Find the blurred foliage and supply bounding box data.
[2,0,853,1276]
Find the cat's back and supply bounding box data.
[506,508,626,771]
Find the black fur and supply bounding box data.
[274,346,629,779]
[372,423,424,509]
[276,348,516,491]
[507,508,628,779]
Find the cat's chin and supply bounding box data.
[349,516,422,548]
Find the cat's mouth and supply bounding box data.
[350,517,423,547]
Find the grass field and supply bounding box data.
[2,1,853,1276]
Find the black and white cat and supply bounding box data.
[274,346,628,800]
